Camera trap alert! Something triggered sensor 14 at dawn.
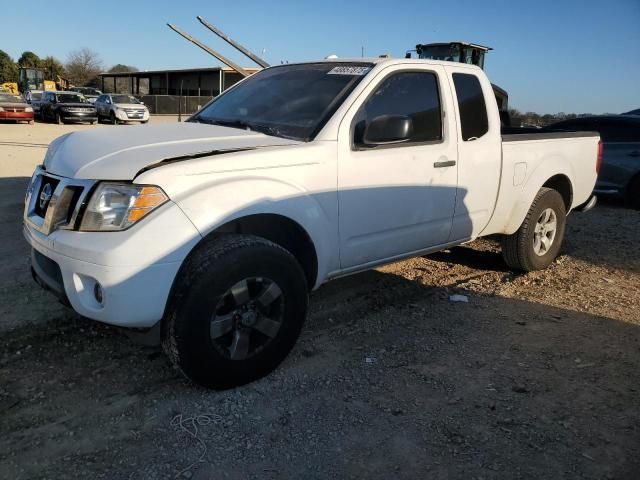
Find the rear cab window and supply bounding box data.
[452,73,489,141]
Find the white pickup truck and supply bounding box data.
[24,58,600,388]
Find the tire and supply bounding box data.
[627,176,640,210]
[162,234,309,389]
[110,112,117,125]
[141,120,148,124]
[501,187,567,272]
[55,112,64,125]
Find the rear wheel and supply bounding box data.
[162,234,309,389]
[501,187,567,271]
[627,176,640,210]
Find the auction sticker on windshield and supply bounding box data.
[327,66,371,76]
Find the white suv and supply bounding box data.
[95,94,149,124]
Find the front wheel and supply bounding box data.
[110,112,118,125]
[162,234,309,389]
[55,112,64,125]
[501,187,567,272]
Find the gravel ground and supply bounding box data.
[0,121,639,479]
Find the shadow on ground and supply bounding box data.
[1,266,639,479]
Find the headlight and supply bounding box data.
[25,106,33,113]
[80,183,168,231]
[0,107,4,112]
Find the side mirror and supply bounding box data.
[363,115,413,145]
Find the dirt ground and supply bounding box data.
[1,120,639,480]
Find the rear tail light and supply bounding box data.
[596,140,603,175]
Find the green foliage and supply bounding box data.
[108,64,138,73]
[40,56,66,80]
[18,51,41,68]
[0,50,18,84]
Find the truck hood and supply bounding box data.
[44,122,302,180]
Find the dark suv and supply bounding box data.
[547,115,640,208]
[40,91,97,125]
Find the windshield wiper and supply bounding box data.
[190,117,290,139]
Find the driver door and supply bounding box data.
[337,65,459,269]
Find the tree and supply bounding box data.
[40,56,65,80]
[108,64,138,73]
[0,50,18,84]
[18,51,41,68]
[65,48,103,86]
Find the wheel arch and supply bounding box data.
[542,174,573,211]
[502,170,574,235]
[202,213,319,290]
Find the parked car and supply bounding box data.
[24,58,600,389]
[547,115,640,208]
[95,94,150,124]
[24,90,45,118]
[0,93,34,123]
[40,91,97,124]
[69,87,102,104]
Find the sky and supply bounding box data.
[3,0,639,114]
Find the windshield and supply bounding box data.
[30,92,42,100]
[112,95,140,104]
[0,95,24,103]
[190,62,373,141]
[56,94,86,103]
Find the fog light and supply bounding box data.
[94,282,103,304]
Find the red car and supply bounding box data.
[0,93,34,123]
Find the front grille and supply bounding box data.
[64,107,94,113]
[124,108,145,118]
[5,107,26,113]
[24,168,96,235]
[33,177,60,218]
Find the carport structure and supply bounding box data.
[99,67,259,97]
[98,66,260,114]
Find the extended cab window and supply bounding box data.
[353,71,442,147]
[452,73,489,141]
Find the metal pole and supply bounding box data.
[178,79,183,122]
[167,23,249,77]
[196,16,270,68]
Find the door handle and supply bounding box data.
[629,151,640,157]
[434,160,457,168]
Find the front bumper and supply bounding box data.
[114,109,150,122]
[23,201,202,328]
[0,111,34,121]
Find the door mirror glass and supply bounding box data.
[363,115,413,145]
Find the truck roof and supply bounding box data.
[289,57,484,70]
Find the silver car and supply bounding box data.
[95,94,150,124]
[24,90,44,118]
